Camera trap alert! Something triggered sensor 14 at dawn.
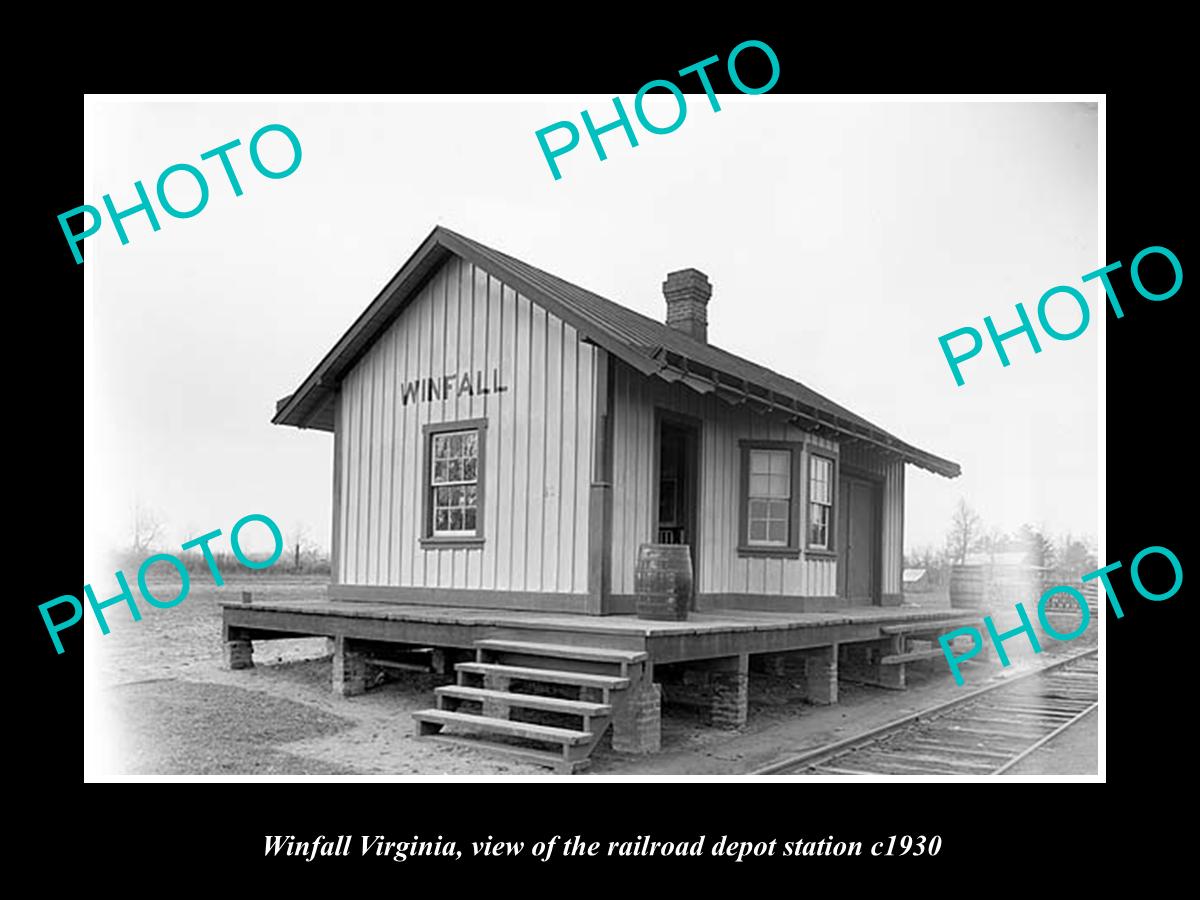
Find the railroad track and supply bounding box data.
[754,648,1098,776]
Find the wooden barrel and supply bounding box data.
[949,564,986,611]
[635,544,693,621]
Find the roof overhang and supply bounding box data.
[649,349,961,478]
[273,229,454,431]
[272,226,961,479]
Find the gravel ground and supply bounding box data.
[1000,708,1099,776]
[89,577,1097,777]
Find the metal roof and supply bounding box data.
[273,226,961,478]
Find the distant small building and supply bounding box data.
[902,568,929,591]
[963,550,1034,568]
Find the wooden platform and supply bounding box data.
[220,595,979,768]
[221,597,976,665]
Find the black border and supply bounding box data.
[26,25,1192,885]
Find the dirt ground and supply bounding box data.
[92,577,547,776]
[90,577,1099,777]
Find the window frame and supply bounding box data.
[420,418,488,549]
[737,440,804,559]
[806,451,839,555]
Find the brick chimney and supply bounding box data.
[662,268,712,343]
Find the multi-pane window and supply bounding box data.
[808,455,833,549]
[740,442,836,557]
[747,449,792,546]
[430,429,479,536]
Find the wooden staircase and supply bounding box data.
[412,639,648,774]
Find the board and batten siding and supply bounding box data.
[608,358,905,605]
[609,359,839,600]
[334,256,597,599]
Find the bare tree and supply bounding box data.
[131,499,165,554]
[944,499,982,567]
[291,521,313,572]
[905,543,938,570]
[974,524,1006,560]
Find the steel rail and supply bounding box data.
[753,646,1097,776]
[990,701,1099,775]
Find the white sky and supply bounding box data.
[86,98,1098,557]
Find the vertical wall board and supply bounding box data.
[336,256,594,596]
[607,362,898,601]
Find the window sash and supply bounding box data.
[808,455,833,549]
[430,429,479,536]
[747,448,792,546]
[808,502,830,549]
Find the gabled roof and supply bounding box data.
[273,226,960,478]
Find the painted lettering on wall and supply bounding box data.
[399,369,509,406]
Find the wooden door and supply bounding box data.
[656,419,700,604]
[838,474,880,604]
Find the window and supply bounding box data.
[738,442,802,558]
[748,449,791,545]
[422,419,487,546]
[432,430,478,535]
[808,455,833,550]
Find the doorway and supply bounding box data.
[655,416,700,583]
[837,472,881,605]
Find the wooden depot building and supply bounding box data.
[223,226,970,772]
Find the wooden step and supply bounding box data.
[412,709,594,745]
[421,734,589,774]
[475,639,647,666]
[456,662,630,691]
[436,685,611,716]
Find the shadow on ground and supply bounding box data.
[105,679,360,775]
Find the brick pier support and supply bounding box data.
[222,624,254,670]
[753,647,838,705]
[660,654,751,729]
[801,645,838,705]
[709,654,750,728]
[223,639,254,670]
[332,636,377,697]
[611,663,662,753]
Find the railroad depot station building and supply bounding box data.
[224,226,969,772]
